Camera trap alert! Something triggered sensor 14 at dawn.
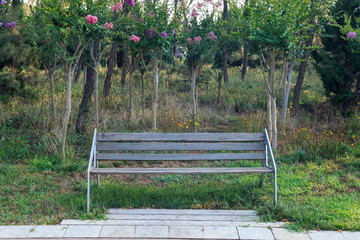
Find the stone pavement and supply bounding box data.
[1,209,359,240]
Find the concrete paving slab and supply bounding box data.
[100,225,135,238]
[109,209,258,216]
[238,227,274,240]
[106,214,259,222]
[271,228,310,240]
[169,226,204,239]
[203,226,239,239]
[63,225,102,238]
[28,225,68,238]
[135,226,169,238]
[341,231,360,240]
[308,231,345,240]
[0,226,34,238]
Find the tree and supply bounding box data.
[312,0,360,108]
[292,0,333,112]
[246,0,313,151]
[183,0,220,118]
[38,0,87,159]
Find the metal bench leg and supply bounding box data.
[260,174,264,188]
[96,160,100,186]
[274,170,277,205]
[87,171,90,213]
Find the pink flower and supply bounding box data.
[194,36,201,44]
[191,9,198,17]
[208,32,217,40]
[86,15,98,25]
[104,22,113,29]
[187,38,193,44]
[129,34,140,42]
[111,2,123,13]
[196,2,203,8]
[347,32,357,39]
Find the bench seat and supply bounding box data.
[90,167,274,175]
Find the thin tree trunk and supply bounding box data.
[128,71,133,123]
[49,72,56,123]
[222,0,229,85]
[60,73,72,159]
[83,65,87,90]
[141,69,145,117]
[242,44,249,80]
[271,95,277,152]
[152,56,159,132]
[121,52,128,89]
[103,42,118,98]
[241,0,249,81]
[267,93,272,141]
[94,65,99,128]
[293,29,315,111]
[282,61,295,124]
[217,72,222,106]
[191,63,198,117]
[76,67,95,133]
[74,55,83,84]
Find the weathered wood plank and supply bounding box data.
[106,214,259,221]
[96,153,266,161]
[108,209,257,216]
[90,167,274,175]
[96,142,265,151]
[96,133,265,142]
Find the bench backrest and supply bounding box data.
[94,132,267,162]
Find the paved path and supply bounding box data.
[1,209,359,240]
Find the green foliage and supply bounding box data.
[312,0,360,107]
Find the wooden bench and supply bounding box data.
[87,129,277,213]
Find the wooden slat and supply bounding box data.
[96,142,265,151]
[96,153,266,161]
[96,132,265,142]
[90,167,274,175]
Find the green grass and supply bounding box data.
[0,64,359,230]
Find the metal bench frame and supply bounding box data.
[87,129,277,213]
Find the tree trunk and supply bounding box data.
[152,56,159,132]
[141,69,146,117]
[94,64,99,128]
[60,73,72,159]
[271,95,277,152]
[241,0,249,81]
[191,63,198,117]
[74,56,83,84]
[293,32,315,111]
[76,66,95,133]
[241,44,249,80]
[217,72,222,106]
[282,61,295,124]
[48,72,56,123]
[222,0,229,85]
[128,71,133,123]
[267,93,272,141]
[121,53,128,89]
[83,66,87,90]
[103,42,118,98]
